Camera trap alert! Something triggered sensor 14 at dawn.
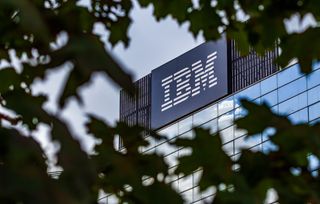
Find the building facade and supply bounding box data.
[113,40,320,203]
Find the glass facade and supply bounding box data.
[103,62,320,204]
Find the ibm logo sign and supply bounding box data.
[151,39,228,130]
[161,51,218,112]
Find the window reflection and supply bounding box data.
[308,155,320,171]
[262,140,279,153]
[262,127,276,141]
[200,119,218,134]
[307,69,320,89]
[218,97,234,115]
[261,75,277,95]
[178,116,193,135]
[181,188,193,203]
[309,101,320,121]
[288,108,308,124]
[164,151,179,168]
[234,125,247,139]
[218,111,234,130]
[156,140,177,156]
[234,107,248,120]
[312,61,320,71]
[279,92,307,115]
[261,90,278,107]
[159,123,178,139]
[308,85,320,105]
[277,64,301,87]
[234,83,260,101]
[278,77,306,102]
[179,175,193,192]
[193,104,218,126]
[179,130,194,139]
[148,61,320,204]
[222,141,234,156]
[234,134,262,154]
[220,126,234,144]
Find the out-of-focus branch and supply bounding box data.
[0,112,22,125]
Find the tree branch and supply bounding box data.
[0,112,22,125]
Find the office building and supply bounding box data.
[113,38,320,203]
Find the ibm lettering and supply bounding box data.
[161,51,218,112]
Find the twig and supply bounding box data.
[0,112,22,125]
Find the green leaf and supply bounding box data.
[174,128,233,191]
[3,88,48,130]
[49,34,134,107]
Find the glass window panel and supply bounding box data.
[253,97,261,105]
[142,176,154,186]
[288,108,308,124]
[261,90,278,107]
[179,147,192,157]
[234,83,261,106]
[164,151,179,168]
[262,127,276,141]
[193,186,201,203]
[235,134,262,154]
[156,140,177,156]
[143,147,155,154]
[262,140,279,153]
[307,69,320,89]
[234,106,248,120]
[312,61,320,71]
[141,136,156,152]
[232,153,241,162]
[234,126,248,139]
[218,111,234,130]
[200,119,218,134]
[277,64,302,87]
[310,117,320,125]
[193,170,202,186]
[222,141,234,156]
[203,195,214,203]
[220,126,234,144]
[308,85,320,105]
[278,77,306,102]
[309,101,320,121]
[279,92,307,115]
[178,116,193,135]
[218,96,234,115]
[261,75,277,95]
[179,129,194,139]
[172,180,179,192]
[250,143,262,152]
[193,104,218,126]
[179,175,193,192]
[106,195,119,204]
[271,105,279,114]
[201,187,216,200]
[181,188,193,203]
[308,155,320,171]
[158,123,178,139]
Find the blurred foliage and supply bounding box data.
[0,0,319,204]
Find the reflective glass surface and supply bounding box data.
[104,63,320,204]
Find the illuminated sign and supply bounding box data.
[151,37,229,130]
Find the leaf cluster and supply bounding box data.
[0,1,320,204]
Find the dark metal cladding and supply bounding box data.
[119,40,279,132]
[119,74,151,130]
[229,41,279,92]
